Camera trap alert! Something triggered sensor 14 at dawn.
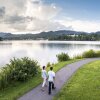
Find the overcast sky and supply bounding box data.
[0,0,100,33]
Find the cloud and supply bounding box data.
[25,0,61,20]
[0,0,26,15]
[59,18,100,32]
[0,23,15,32]
[32,0,41,4]
[4,15,25,24]
[0,0,70,33]
[0,0,100,33]
[27,18,69,32]
[0,6,5,18]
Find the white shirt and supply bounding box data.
[48,71,55,82]
[42,70,47,79]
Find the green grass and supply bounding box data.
[0,59,80,100]
[54,60,100,100]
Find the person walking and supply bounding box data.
[48,67,56,95]
[41,66,48,91]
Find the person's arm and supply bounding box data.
[45,71,48,79]
[53,72,55,80]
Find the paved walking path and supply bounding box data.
[18,58,100,100]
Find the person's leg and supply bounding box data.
[52,82,56,89]
[45,78,47,87]
[42,78,46,91]
[52,82,54,89]
[42,78,45,87]
[48,82,52,94]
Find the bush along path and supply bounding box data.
[18,58,100,100]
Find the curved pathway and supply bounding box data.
[18,58,100,100]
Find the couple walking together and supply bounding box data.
[41,66,56,95]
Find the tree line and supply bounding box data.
[49,34,100,41]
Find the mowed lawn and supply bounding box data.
[0,59,80,100]
[54,60,100,100]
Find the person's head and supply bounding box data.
[50,67,53,71]
[43,66,45,70]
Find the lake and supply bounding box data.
[0,40,100,67]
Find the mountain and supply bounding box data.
[0,32,12,38]
[0,30,100,40]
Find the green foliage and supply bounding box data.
[82,49,96,58]
[0,57,39,90]
[49,33,100,41]
[56,53,70,62]
[74,55,83,59]
[73,50,100,59]
[46,62,51,67]
[95,51,100,57]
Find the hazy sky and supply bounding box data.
[0,0,100,33]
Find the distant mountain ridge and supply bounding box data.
[0,30,100,40]
[0,32,12,38]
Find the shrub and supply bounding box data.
[0,57,39,89]
[47,62,51,67]
[56,53,70,62]
[95,51,100,57]
[74,55,83,59]
[47,62,55,68]
[82,49,96,58]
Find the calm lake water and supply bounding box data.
[0,40,100,67]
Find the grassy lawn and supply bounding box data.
[54,60,100,100]
[0,59,80,100]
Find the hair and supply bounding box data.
[50,67,53,71]
[43,66,45,70]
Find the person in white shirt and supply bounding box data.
[48,67,56,95]
[41,66,48,91]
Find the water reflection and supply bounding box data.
[0,40,100,67]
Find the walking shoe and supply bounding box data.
[52,87,56,90]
